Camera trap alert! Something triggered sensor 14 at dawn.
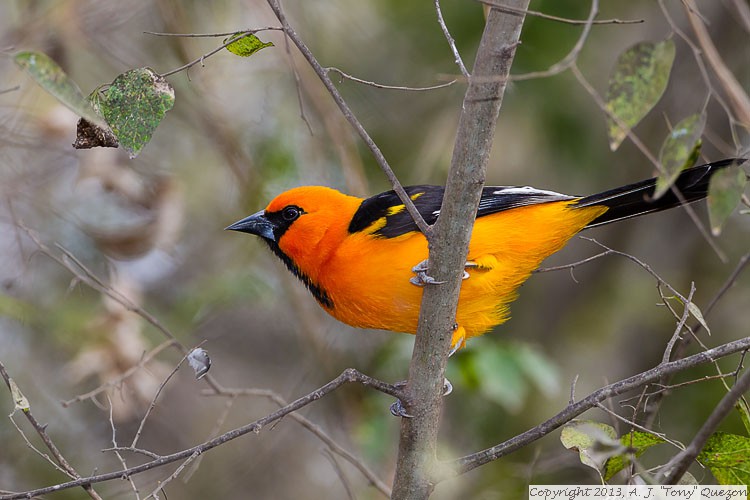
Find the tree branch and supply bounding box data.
[391,3,530,499]
[659,363,750,484]
[0,368,401,500]
[442,335,750,479]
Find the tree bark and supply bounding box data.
[390,3,530,499]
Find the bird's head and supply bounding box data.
[226,186,362,276]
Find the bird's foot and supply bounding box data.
[388,378,453,417]
[410,260,477,287]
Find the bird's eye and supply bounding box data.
[281,205,301,222]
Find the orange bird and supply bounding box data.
[228,160,741,352]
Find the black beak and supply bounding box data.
[225,210,276,241]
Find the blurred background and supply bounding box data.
[0,0,748,498]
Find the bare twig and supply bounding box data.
[323,448,357,500]
[202,386,392,497]
[477,0,643,26]
[682,0,750,128]
[0,361,103,500]
[326,66,457,92]
[0,85,20,95]
[144,451,201,500]
[62,340,177,407]
[130,352,190,449]
[659,365,750,484]
[595,403,684,451]
[509,0,599,81]
[569,64,727,262]
[643,252,750,427]
[662,282,697,364]
[152,28,284,78]
[107,395,140,499]
[264,0,432,237]
[435,0,470,77]
[21,224,225,394]
[442,335,750,479]
[0,368,400,500]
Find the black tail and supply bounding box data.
[577,159,745,228]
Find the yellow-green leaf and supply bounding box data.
[224,32,274,57]
[9,378,30,413]
[561,421,621,474]
[604,431,666,480]
[605,39,676,151]
[707,164,746,236]
[698,432,750,485]
[686,301,711,335]
[654,113,705,199]
[14,51,106,128]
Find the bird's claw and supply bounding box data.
[388,378,453,417]
[410,260,445,286]
[410,260,477,287]
[389,400,413,418]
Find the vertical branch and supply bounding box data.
[390,3,530,499]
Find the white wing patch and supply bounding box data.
[492,186,572,198]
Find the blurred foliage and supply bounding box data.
[0,0,748,498]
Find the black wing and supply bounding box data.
[348,185,575,238]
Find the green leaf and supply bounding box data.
[99,68,175,158]
[654,113,705,199]
[561,421,622,474]
[698,432,750,485]
[707,164,746,236]
[604,431,666,480]
[605,39,676,151]
[224,32,274,57]
[14,51,106,127]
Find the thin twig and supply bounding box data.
[535,249,613,273]
[682,0,750,127]
[62,340,177,407]
[643,252,750,427]
[442,335,750,479]
[144,451,201,500]
[569,64,727,261]
[595,403,684,451]
[130,352,190,449]
[264,0,432,238]
[0,368,400,500]
[0,85,20,95]
[662,282,697,364]
[435,0,469,77]
[477,0,643,26]
[323,448,357,500]
[509,0,599,82]
[107,395,140,499]
[659,365,750,484]
[0,361,103,500]
[326,66,456,92]
[202,386,392,497]
[156,28,283,78]
[21,224,225,394]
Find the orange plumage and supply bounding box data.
[228,160,739,350]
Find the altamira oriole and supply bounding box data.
[227,159,743,352]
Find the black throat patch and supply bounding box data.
[263,239,334,309]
